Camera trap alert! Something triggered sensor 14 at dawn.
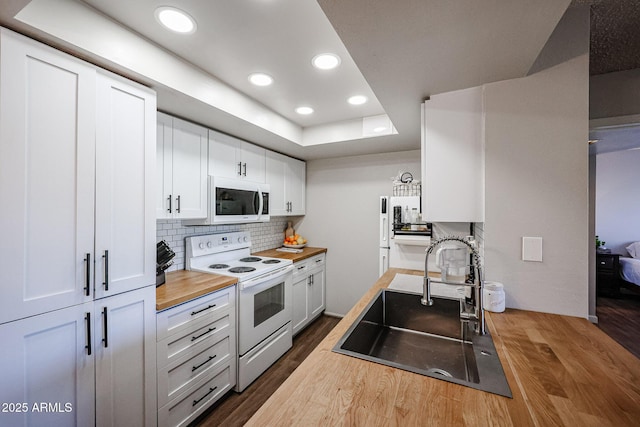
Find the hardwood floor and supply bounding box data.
[597,292,640,359]
[192,315,341,427]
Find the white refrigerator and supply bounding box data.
[379,195,431,276]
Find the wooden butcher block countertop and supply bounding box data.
[246,268,640,426]
[253,246,327,263]
[156,270,237,311]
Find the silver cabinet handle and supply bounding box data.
[176,195,181,213]
[237,162,242,176]
[167,194,172,213]
[242,162,247,176]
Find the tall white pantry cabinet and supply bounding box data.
[0,28,157,427]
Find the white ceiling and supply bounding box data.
[0,0,572,160]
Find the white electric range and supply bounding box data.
[185,232,293,392]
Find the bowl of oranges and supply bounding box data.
[283,234,307,248]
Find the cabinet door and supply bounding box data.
[95,74,156,298]
[286,157,306,215]
[171,118,208,219]
[241,141,266,183]
[95,286,157,427]
[0,29,96,324]
[422,86,484,222]
[265,151,288,215]
[309,268,326,319]
[291,275,310,336]
[156,113,174,219]
[0,303,95,427]
[208,130,241,179]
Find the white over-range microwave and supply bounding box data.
[185,176,270,225]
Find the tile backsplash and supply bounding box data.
[157,217,302,271]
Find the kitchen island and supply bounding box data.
[246,268,640,426]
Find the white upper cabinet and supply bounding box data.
[0,28,157,322]
[157,113,208,219]
[0,29,96,323]
[208,130,266,183]
[266,151,306,216]
[95,73,156,299]
[421,86,485,222]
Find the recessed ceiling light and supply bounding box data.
[348,95,368,105]
[155,7,196,34]
[248,73,274,87]
[295,106,314,115]
[373,126,388,133]
[312,53,341,70]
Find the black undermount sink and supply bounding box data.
[332,289,512,397]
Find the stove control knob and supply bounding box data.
[199,242,205,250]
[237,237,242,243]
[207,241,213,248]
[243,236,248,242]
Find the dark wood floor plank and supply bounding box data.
[191,315,341,427]
[597,293,640,359]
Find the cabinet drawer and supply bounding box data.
[158,334,234,407]
[307,253,326,272]
[157,312,233,368]
[597,257,614,271]
[293,261,309,279]
[158,363,235,427]
[157,286,235,341]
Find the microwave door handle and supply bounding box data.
[253,191,260,216]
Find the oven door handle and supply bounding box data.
[240,265,293,290]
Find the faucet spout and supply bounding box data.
[421,276,434,306]
[422,235,486,335]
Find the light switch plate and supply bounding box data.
[522,237,543,262]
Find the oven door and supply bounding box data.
[211,176,264,224]
[238,265,293,355]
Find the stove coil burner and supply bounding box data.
[229,266,256,273]
[209,264,230,269]
[239,257,262,263]
[262,259,281,264]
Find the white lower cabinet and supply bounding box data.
[292,254,326,336]
[0,303,95,427]
[156,286,236,427]
[0,286,157,427]
[94,287,157,427]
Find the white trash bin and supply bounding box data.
[483,281,505,313]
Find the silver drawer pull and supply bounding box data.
[191,304,216,316]
[193,386,218,407]
[191,327,216,341]
[192,355,217,372]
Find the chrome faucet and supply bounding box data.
[422,236,486,335]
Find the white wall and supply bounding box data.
[596,149,640,255]
[298,151,421,316]
[483,53,590,318]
